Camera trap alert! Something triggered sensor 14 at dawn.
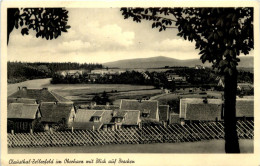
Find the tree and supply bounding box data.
[7,8,70,45]
[121,7,253,153]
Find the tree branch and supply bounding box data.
[165,27,177,29]
[139,13,177,22]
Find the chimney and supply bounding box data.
[22,87,27,91]
[17,86,20,91]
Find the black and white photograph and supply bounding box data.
[1,1,259,166]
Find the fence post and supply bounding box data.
[11,130,14,135]
[72,127,74,133]
[138,123,142,129]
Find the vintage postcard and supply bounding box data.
[1,1,260,166]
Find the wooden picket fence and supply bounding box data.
[8,120,254,148]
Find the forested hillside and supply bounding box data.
[7,62,103,84]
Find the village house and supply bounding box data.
[195,65,205,69]
[120,99,160,122]
[179,98,223,124]
[112,110,141,129]
[71,109,114,131]
[88,73,101,82]
[91,69,125,75]
[58,69,88,77]
[8,103,41,133]
[167,74,187,83]
[71,109,141,131]
[237,83,254,95]
[8,98,37,105]
[40,102,76,132]
[158,105,170,125]
[8,87,73,104]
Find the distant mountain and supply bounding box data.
[103,56,253,68]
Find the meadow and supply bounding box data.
[8,78,160,105]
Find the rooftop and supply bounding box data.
[180,98,223,119]
[120,99,159,120]
[8,103,40,119]
[185,104,222,121]
[8,98,37,105]
[72,109,113,130]
[40,102,74,123]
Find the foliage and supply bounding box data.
[8,61,103,84]
[92,91,111,105]
[120,7,254,153]
[7,8,70,44]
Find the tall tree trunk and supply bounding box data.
[224,68,240,153]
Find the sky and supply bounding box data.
[7,8,253,63]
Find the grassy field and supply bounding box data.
[154,88,223,104]
[8,78,52,96]
[8,78,160,105]
[7,78,222,106]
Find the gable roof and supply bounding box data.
[236,99,254,117]
[8,103,40,119]
[237,83,253,91]
[9,88,72,104]
[113,110,140,125]
[40,102,74,123]
[120,99,159,120]
[185,104,222,121]
[8,98,37,105]
[180,98,223,119]
[159,105,169,122]
[72,109,113,130]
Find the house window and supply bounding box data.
[93,117,101,122]
[142,113,149,117]
[115,117,123,123]
[142,109,150,117]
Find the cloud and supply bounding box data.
[57,40,92,52]
[153,38,196,52]
[71,21,135,50]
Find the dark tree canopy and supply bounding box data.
[120,7,254,153]
[7,8,70,44]
[121,8,253,75]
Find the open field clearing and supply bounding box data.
[8,78,159,105]
[8,139,253,154]
[49,84,155,96]
[8,78,52,96]
[156,91,223,105]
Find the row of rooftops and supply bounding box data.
[175,98,254,122]
[8,87,254,131]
